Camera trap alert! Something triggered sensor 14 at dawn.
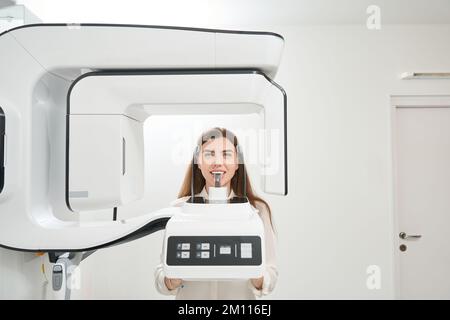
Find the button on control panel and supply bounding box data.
[240,243,252,258]
[177,243,190,250]
[196,243,210,250]
[219,245,231,255]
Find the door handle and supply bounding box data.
[399,232,422,240]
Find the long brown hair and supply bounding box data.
[177,127,274,229]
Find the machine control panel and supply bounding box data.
[167,236,261,266]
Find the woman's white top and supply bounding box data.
[154,187,278,300]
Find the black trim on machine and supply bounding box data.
[66,68,288,213]
[0,23,284,41]
[0,217,170,253]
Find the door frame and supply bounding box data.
[391,95,450,299]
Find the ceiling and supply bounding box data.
[13,0,450,27]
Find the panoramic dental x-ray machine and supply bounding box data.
[0,24,287,298]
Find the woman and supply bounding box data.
[154,127,277,299]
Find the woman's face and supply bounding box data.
[197,137,239,189]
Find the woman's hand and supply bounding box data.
[251,276,264,290]
[164,277,182,290]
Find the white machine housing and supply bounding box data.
[0,24,287,272]
[163,200,265,280]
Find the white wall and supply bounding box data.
[269,24,450,299]
[74,24,450,299]
[0,250,51,299]
[1,3,450,300]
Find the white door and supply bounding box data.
[393,96,450,299]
